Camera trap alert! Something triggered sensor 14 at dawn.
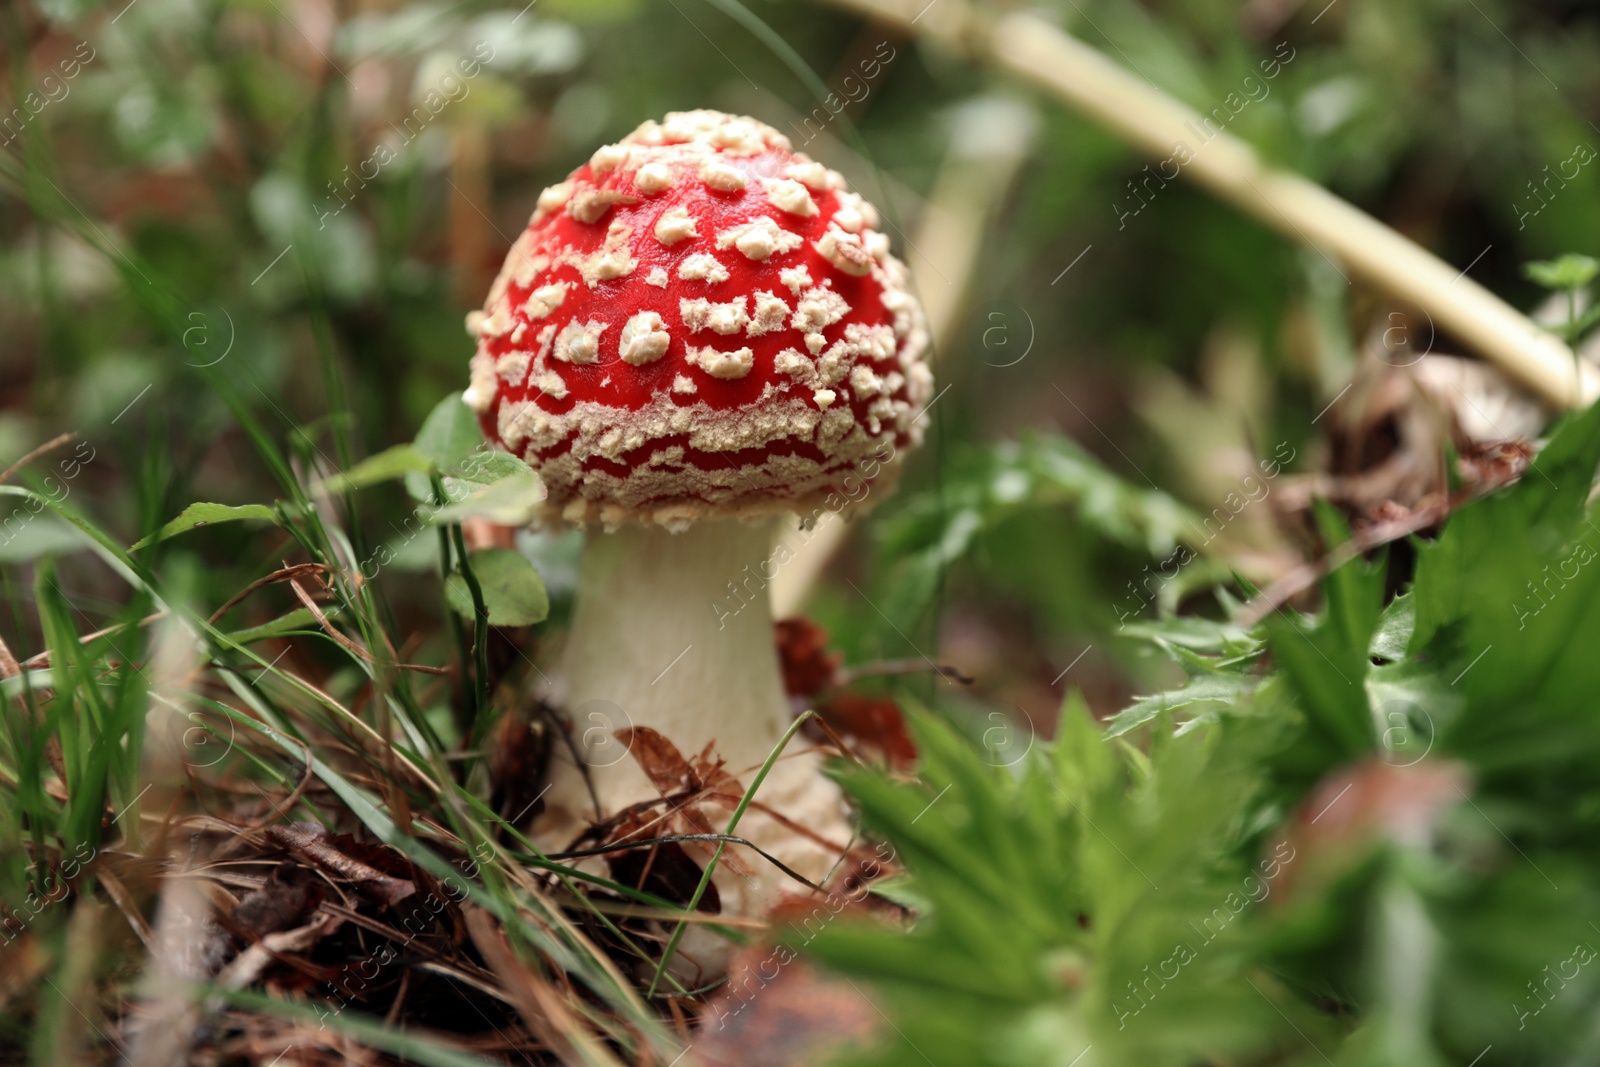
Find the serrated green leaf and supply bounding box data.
[1412,397,1600,655]
[1118,615,1261,659]
[1369,591,1415,662]
[1266,531,1386,758]
[1267,613,1374,759]
[808,696,1291,1067]
[1105,673,1257,737]
[1054,692,1118,798]
[864,875,930,913]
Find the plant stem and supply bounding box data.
[432,474,475,742]
[449,522,491,739]
[649,710,819,994]
[814,0,1597,409]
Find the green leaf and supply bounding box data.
[1369,591,1415,662]
[406,393,486,500]
[0,514,92,563]
[131,502,280,550]
[876,434,1200,626]
[314,443,433,496]
[1267,605,1377,759]
[1314,500,1386,655]
[430,458,546,526]
[445,548,548,626]
[1412,396,1600,654]
[1054,692,1118,798]
[1119,615,1261,659]
[864,875,931,913]
[808,701,1290,1066]
[1105,673,1258,737]
[1523,253,1600,291]
[443,450,530,493]
[1266,509,1386,759]
[227,606,334,645]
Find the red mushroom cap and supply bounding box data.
[463,110,933,530]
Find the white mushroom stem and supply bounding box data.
[533,518,851,961]
[568,519,796,785]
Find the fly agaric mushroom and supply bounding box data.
[461,110,932,959]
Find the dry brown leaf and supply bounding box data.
[229,861,322,940]
[774,617,842,697]
[815,691,917,771]
[604,728,756,880]
[618,726,700,796]
[488,708,551,828]
[697,947,880,1067]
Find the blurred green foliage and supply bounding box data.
[811,400,1600,1067]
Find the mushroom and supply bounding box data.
[461,110,933,967]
